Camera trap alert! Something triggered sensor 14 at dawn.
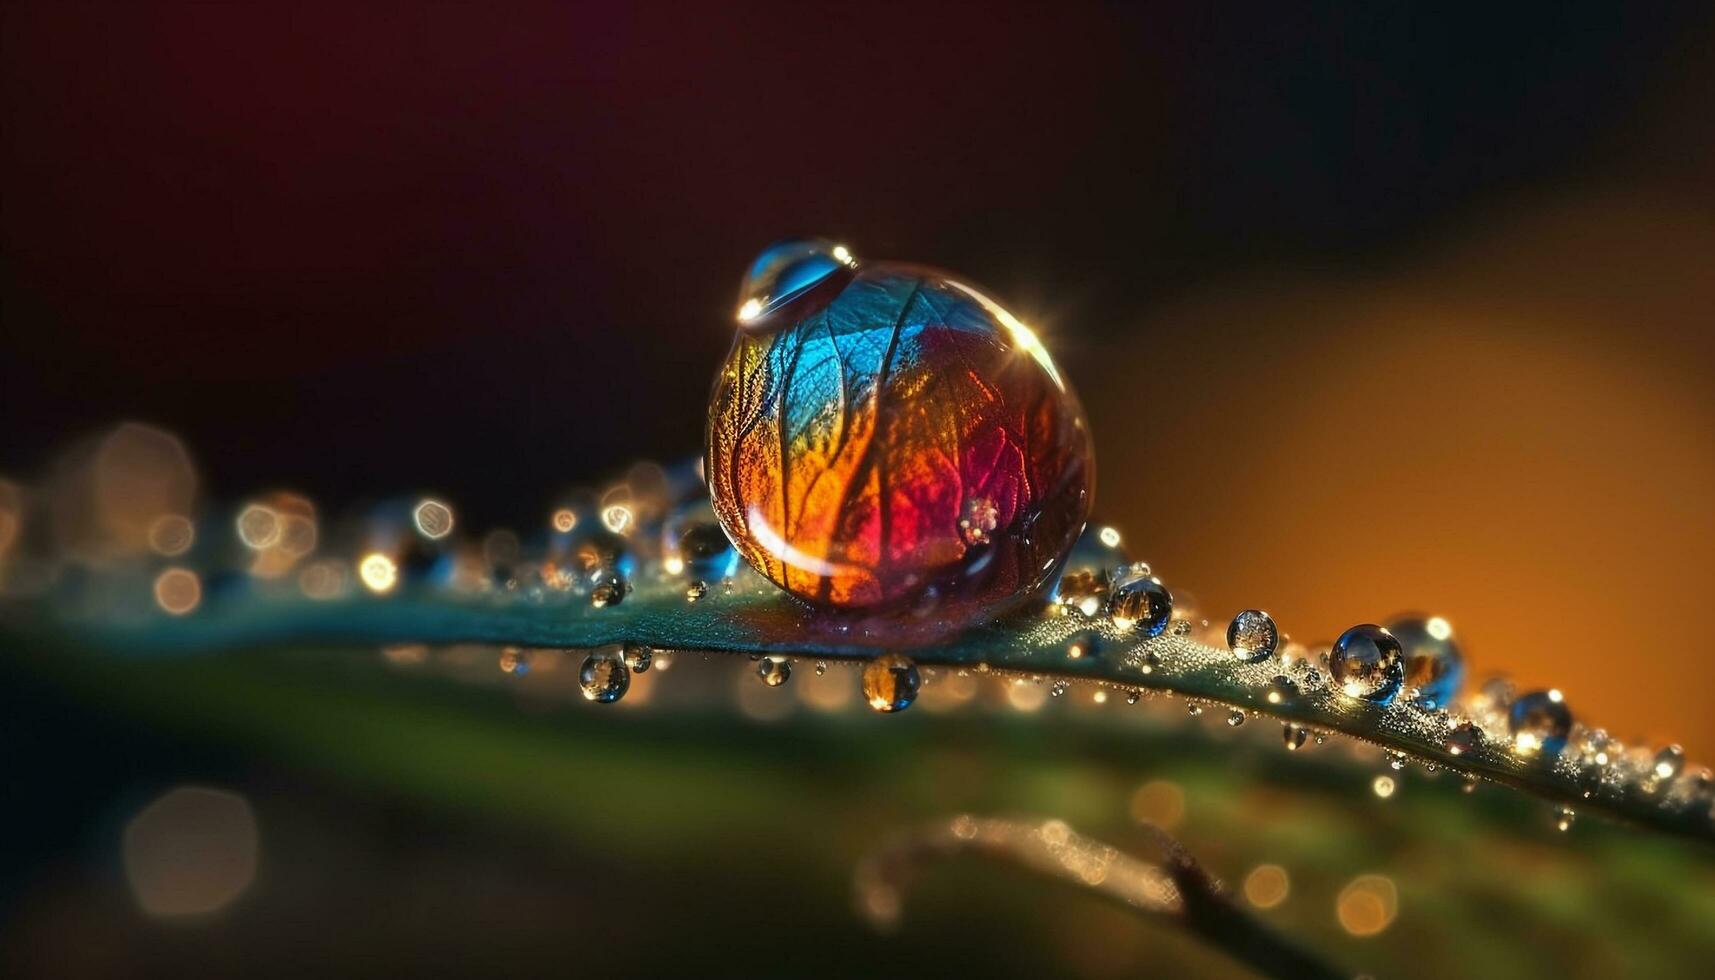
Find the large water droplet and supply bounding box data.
[1384,614,1465,709]
[1329,624,1404,704]
[758,655,792,687]
[862,653,920,713]
[579,652,630,704]
[1227,609,1279,663]
[1508,689,1572,756]
[1107,569,1172,638]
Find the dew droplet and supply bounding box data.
[589,569,628,608]
[735,237,857,326]
[758,656,792,687]
[1045,525,1130,616]
[1262,675,1297,707]
[1554,806,1576,832]
[579,653,630,704]
[663,499,740,580]
[1066,630,1099,660]
[1386,751,1407,771]
[1049,679,1069,698]
[622,642,653,673]
[1444,721,1482,756]
[814,660,828,676]
[1283,723,1308,751]
[1508,689,1572,756]
[1227,609,1279,663]
[862,653,920,713]
[686,580,708,602]
[1226,709,1246,728]
[1384,614,1465,709]
[1329,624,1404,704]
[1652,744,1685,783]
[1125,690,1141,705]
[1108,569,1172,637]
[498,647,531,675]
[1186,702,1204,717]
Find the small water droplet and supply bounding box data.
[1107,569,1172,637]
[1652,744,1685,782]
[1262,675,1297,707]
[862,653,920,713]
[622,642,653,673]
[1386,751,1407,771]
[1065,630,1099,660]
[1554,806,1576,832]
[1444,721,1481,756]
[686,579,708,602]
[498,647,530,675]
[1228,609,1279,663]
[1226,709,1246,728]
[579,652,630,704]
[1186,702,1204,717]
[1329,624,1404,704]
[589,569,628,608]
[1385,614,1465,709]
[814,660,828,676]
[1049,679,1069,698]
[758,656,792,687]
[1125,690,1141,705]
[1283,723,1308,751]
[1508,689,1572,756]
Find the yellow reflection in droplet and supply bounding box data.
[153,567,202,615]
[1371,775,1396,798]
[1243,864,1291,909]
[1097,526,1122,548]
[123,786,258,918]
[359,552,398,594]
[1425,616,1453,641]
[1129,779,1185,829]
[1336,874,1399,936]
[601,504,633,534]
[551,508,578,533]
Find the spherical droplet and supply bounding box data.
[1228,609,1279,663]
[814,660,828,676]
[1444,721,1482,756]
[589,569,628,608]
[1329,624,1404,704]
[662,498,740,580]
[1653,744,1685,782]
[686,580,708,602]
[1046,526,1130,616]
[1108,570,1172,637]
[579,653,630,704]
[1226,709,1246,728]
[1283,723,1309,751]
[708,250,1093,626]
[862,653,920,713]
[1262,675,1297,707]
[622,642,653,673]
[1383,614,1465,709]
[758,656,792,687]
[1508,689,1572,756]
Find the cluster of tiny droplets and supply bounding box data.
[14,430,1706,834]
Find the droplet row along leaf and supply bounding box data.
[31,563,1714,846]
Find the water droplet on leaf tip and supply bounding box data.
[862,654,920,713]
[579,653,630,704]
[758,655,792,687]
[622,642,652,673]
